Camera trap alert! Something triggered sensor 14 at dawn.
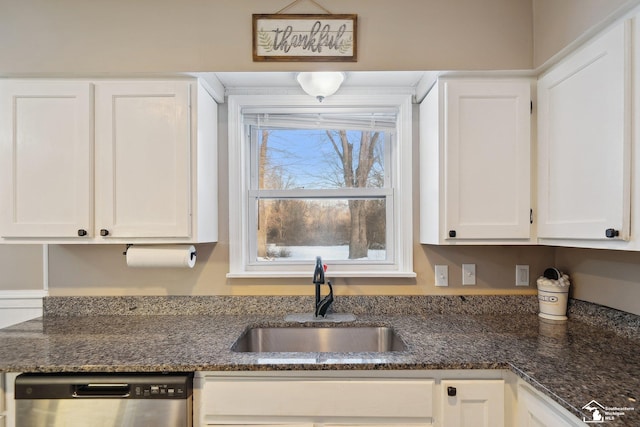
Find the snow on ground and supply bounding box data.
[265,245,386,261]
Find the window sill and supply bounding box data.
[226,270,417,279]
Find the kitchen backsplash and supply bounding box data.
[41,295,640,341]
[43,295,539,317]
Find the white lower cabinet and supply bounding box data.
[195,371,521,427]
[196,371,592,427]
[441,380,505,427]
[195,371,434,427]
[517,384,587,427]
[0,373,18,427]
[324,425,430,427]
[210,425,426,427]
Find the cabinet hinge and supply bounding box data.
[530,208,533,224]
[530,100,533,114]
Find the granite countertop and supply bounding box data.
[0,296,638,426]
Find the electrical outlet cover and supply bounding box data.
[435,265,448,287]
[462,263,476,285]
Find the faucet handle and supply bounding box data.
[313,256,326,284]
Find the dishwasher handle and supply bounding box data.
[72,383,131,398]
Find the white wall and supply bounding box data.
[0,245,43,291]
[0,245,45,327]
[45,103,555,297]
[2,0,640,313]
[556,248,640,316]
[0,0,533,74]
[533,0,635,67]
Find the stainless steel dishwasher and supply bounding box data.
[15,373,192,427]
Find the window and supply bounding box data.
[228,94,414,278]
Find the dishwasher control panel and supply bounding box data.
[134,381,189,398]
[15,373,192,399]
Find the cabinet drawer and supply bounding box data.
[210,425,313,427]
[325,424,432,427]
[203,378,434,418]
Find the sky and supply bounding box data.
[257,127,385,190]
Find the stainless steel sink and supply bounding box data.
[231,326,407,353]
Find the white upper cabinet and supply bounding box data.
[537,20,631,243]
[94,81,192,239]
[420,78,532,244]
[0,82,92,238]
[0,78,218,243]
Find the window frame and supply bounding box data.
[227,94,415,278]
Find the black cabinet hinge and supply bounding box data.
[530,100,533,114]
[530,209,533,224]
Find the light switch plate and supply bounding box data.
[462,263,476,285]
[435,265,448,287]
[516,265,530,286]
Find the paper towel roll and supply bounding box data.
[126,245,196,268]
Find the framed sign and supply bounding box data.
[253,14,357,62]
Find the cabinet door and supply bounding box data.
[517,385,582,427]
[0,81,92,238]
[537,21,630,241]
[444,80,531,240]
[95,81,191,238]
[441,380,504,427]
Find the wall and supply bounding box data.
[556,248,640,316]
[2,0,639,306]
[0,0,545,297]
[46,103,555,296]
[47,246,554,297]
[0,0,533,73]
[0,245,43,290]
[532,0,634,67]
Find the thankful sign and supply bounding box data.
[253,14,357,62]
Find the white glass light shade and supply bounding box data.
[296,72,345,102]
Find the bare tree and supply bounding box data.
[257,128,383,259]
[257,130,269,257]
[326,130,381,259]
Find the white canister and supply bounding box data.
[537,277,570,321]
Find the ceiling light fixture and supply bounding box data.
[296,72,345,102]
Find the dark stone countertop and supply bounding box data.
[0,309,638,426]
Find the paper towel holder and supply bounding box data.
[122,244,197,260]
